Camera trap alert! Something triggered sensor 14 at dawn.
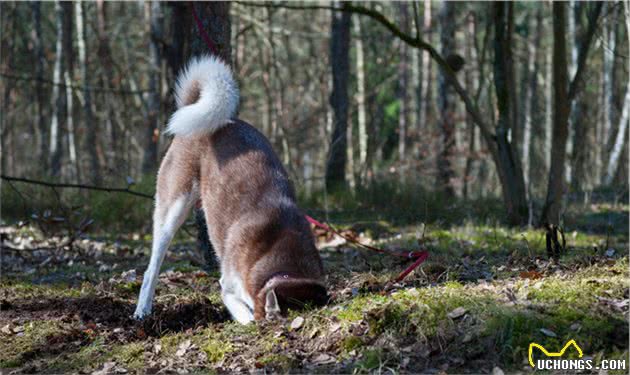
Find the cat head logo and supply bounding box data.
[528,339,583,367]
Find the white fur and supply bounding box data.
[134,193,195,319]
[166,55,239,136]
[220,271,255,324]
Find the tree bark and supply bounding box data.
[76,1,100,184]
[96,0,120,171]
[542,2,570,225]
[325,3,351,191]
[49,1,68,178]
[493,2,529,225]
[436,1,456,197]
[397,3,410,164]
[354,16,368,182]
[604,80,630,185]
[31,1,48,173]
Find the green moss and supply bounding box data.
[0,321,65,368]
[201,339,233,363]
[111,342,144,370]
[340,336,364,354]
[257,353,297,371]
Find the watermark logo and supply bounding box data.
[528,339,583,368]
[528,339,627,371]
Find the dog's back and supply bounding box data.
[135,55,326,323]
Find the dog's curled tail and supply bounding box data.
[166,55,239,136]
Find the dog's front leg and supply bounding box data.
[134,194,193,320]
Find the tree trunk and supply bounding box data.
[49,1,67,178]
[354,16,368,182]
[463,13,477,200]
[76,1,100,184]
[325,3,351,191]
[436,1,456,197]
[31,1,48,173]
[96,0,120,171]
[420,0,432,137]
[528,6,544,196]
[62,3,78,182]
[141,1,163,175]
[493,2,529,225]
[542,2,570,225]
[397,3,410,164]
[605,81,630,185]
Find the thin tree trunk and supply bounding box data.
[463,13,477,199]
[49,1,67,178]
[520,10,539,195]
[493,2,529,225]
[76,1,100,184]
[605,82,630,185]
[354,16,368,182]
[420,0,432,137]
[141,1,163,174]
[325,3,351,191]
[62,3,78,182]
[542,2,570,225]
[528,6,544,196]
[31,1,48,173]
[397,3,410,165]
[544,42,553,173]
[96,0,119,170]
[437,1,456,197]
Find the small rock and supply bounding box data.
[447,307,467,319]
[290,316,305,330]
[462,333,473,343]
[540,328,557,337]
[12,325,25,333]
[113,327,123,333]
[176,339,192,357]
[1,324,12,334]
[492,366,505,375]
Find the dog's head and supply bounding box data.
[253,273,328,320]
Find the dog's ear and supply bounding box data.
[265,289,282,320]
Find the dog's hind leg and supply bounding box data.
[134,190,195,320]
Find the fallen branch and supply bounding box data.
[1,175,154,200]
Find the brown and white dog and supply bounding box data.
[134,55,327,323]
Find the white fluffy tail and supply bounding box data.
[166,55,239,136]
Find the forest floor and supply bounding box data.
[1,202,628,374]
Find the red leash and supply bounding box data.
[305,215,429,282]
[190,2,218,55]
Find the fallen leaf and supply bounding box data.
[519,270,543,280]
[154,343,162,354]
[290,316,305,330]
[540,328,557,337]
[12,325,24,333]
[447,307,467,319]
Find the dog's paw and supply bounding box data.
[133,306,151,321]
